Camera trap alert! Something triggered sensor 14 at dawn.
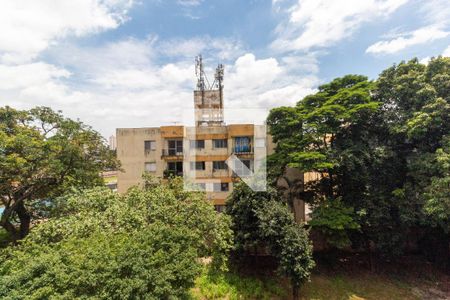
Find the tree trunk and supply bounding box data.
[292,284,300,300]
[16,201,31,238]
[366,239,375,272]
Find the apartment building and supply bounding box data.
[116,57,307,217]
[117,122,275,210]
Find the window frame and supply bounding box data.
[213,161,228,171]
[144,140,156,151]
[190,161,206,170]
[213,139,228,149]
[190,140,205,149]
[168,140,183,155]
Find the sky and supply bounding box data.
[1,0,450,138]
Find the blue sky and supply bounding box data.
[1,0,449,137]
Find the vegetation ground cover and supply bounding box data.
[192,255,449,300]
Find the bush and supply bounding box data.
[0,178,233,299]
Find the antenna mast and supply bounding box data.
[215,63,224,107]
[195,55,205,91]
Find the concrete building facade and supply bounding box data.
[116,57,305,217]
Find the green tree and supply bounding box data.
[268,57,450,268]
[226,182,314,299]
[267,75,380,255]
[0,178,233,298]
[375,57,450,266]
[0,106,118,241]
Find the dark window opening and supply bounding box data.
[190,161,205,170]
[190,140,205,149]
[213,139,227,148]
[213,161,228,170]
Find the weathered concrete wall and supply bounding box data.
[117,127,163,193]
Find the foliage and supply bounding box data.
[1,229,199,299]
[309,199,360,248]
[0,106,119,241]
[0,178,233,299]
[422,138,450,232]
[268,57,450,265]
[0,228,10,248]
[226,182,279,252]
[226,182,315,298]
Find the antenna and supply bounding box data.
[195,55,204,90]
[195,55,211,90]
[215,63,224,107]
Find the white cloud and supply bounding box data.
[0,1,319,137]
[271,0,408,52]
[158,36,244,60]
[227,54,282,91]
[367,0,450,55]
[177,0,203,6]
[420,0,450,26]
[1,40,318,136]
[419,56,431,65]
[225,53,319,109]
[443,45,450,57]
[366,26,450,54]
[0,0,133,64]
[0,63,70,90]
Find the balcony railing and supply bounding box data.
[163,169,183,178]
[233,145,252,154]
[161,149,183,157]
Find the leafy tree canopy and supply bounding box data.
[226,182,314,299]
[267,57,450,266]
[0,106,118,241]
[0,177,233,299]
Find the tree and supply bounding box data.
[375,57,450,267]
[267,57,450,268]
[0,177,233,298]
[267,75,381,255]
[226,182,315,299]
[0,106,118,241]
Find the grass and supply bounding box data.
[191,266,286,300]
[301,272,421,300]
[191,255,449,300]
[191,270,421,300]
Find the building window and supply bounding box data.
[190,140,205,149]
[190,161,205,170]
[144,140,156,151]
[166,161,183,177]
[168,140,183,155]
[234,137,251,153]
[145,162,156,172]
[214,205,226,213]
[213,161,227,171]
[213,182,229,192]
[213,139,227,148]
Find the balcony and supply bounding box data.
[212,169,229,178]
[161,149,183,157]
[233,145,253,154]
[163,169,183,178]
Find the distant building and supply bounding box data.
[109,135,116,151]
